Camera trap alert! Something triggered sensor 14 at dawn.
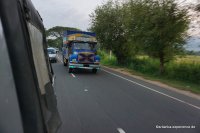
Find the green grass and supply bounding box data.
[175,55,200,64]
[99,51,200,94]
[98,50,118,66]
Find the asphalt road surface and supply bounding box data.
[53,55,200,133]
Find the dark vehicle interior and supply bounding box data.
[73,42,97,50]
[0,0,61,133]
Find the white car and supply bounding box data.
[55,48,59,53]
[47,48,57,63]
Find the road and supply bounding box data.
[53,55,200,133]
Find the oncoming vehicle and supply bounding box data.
[62,30,100,73]
[55,48,59,53]
[48,48,57,63]
[0,0,61,133]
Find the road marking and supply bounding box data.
[56,54,63,63]
[84,89,88,92]
[71,73,76,78]
[102,69,200,110]
[57,56,63,63]
[52,75,56,87]
[117,128,126,133]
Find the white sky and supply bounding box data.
[31,0,106,31]
[31,0,198,31]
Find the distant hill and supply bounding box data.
[177,0,200,51]
[185,37,200,51]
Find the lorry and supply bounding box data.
[62,30,100,73]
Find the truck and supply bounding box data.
[62,30,100,73]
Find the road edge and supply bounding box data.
[102,66,200,101]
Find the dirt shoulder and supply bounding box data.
[103,66,200,100]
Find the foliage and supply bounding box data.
[90,0,189,74]
[100,50,200,91]
[90,1,136,64]
[98,50,117,65]
[46,26,80,48]
[175,55,200,63]
[46,26,80,38]
[166,62,200,84]
[124,0,189,74]
[47,38,62,48]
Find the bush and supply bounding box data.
[100,50,200,85]
[98,50,117,66]
[165,62,200,84]
[128,58,160,75]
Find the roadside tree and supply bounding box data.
[46,26,80,48]
[90,1,134,64]
[126,0,189,74]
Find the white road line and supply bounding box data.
[57,56,63,63]
[71,73,76,78]
[117,128,126,133]
[84,89,88,92]
[102,69,200,110]
[58,54,64,63]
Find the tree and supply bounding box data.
[47,38,62,48]
[90,0,189,73]
[46,26,80,48]
[90,0,135,64]
[126,0,189,74]
[46,26,80,38]
[196,4,200,11]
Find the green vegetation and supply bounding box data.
[46,26,80,48]
[90,0,189,74]
[175,55,200,63]
[47,39,62,48]
[90,0,200,93]
[100,51,200,93]
[90,1,134,64]
[98,50,118,66]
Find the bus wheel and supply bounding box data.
[92,69,97,73]
[68,68,73,73]
[63,58,67,66]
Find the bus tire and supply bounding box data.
[68,68,72,73]
[92,69,97,73]
[63,58,67,66]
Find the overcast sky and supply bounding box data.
[31,0,107,31]
[31,0,198,31]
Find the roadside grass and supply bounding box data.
[98,50,118,66]
[99,51,200,94]
[175,55,200,63]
